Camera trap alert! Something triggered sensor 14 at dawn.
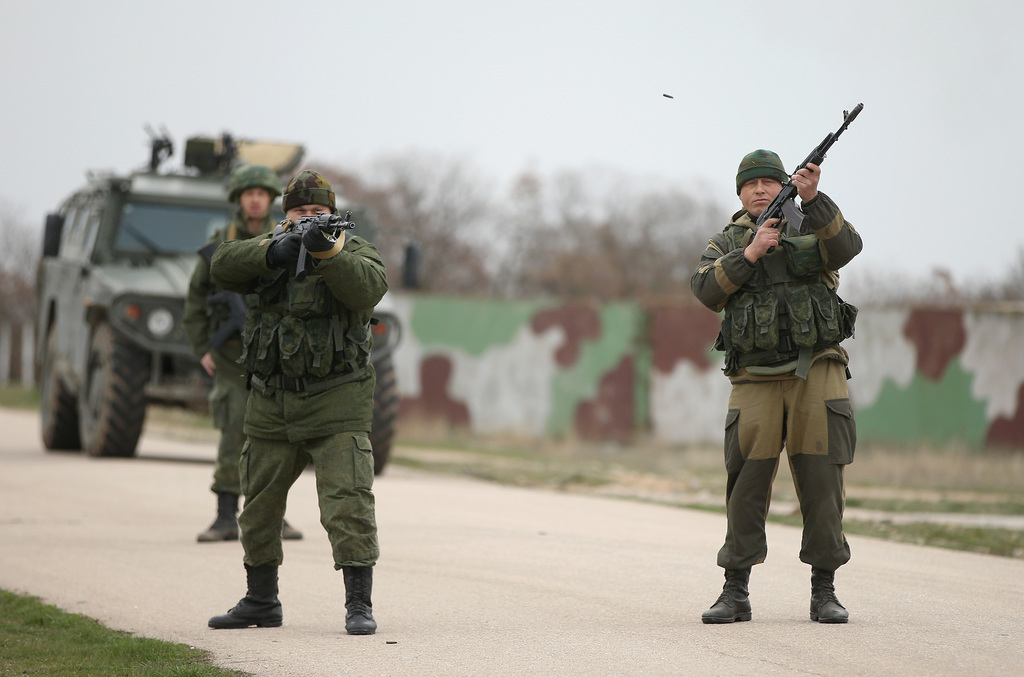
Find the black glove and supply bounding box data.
[302,221,343,255]
[266,231,303,269]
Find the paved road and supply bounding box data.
[2,407,1022,676]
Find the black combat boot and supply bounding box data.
[208,564,283,629]
[281,519,304,540]
[701,568,752,624]
[810,567,849,623]
[197,492,239,542]
[342,566,377,635]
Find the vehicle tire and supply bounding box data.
[78,322,149,458]
[40,326,81,451]
[370,355,399,475]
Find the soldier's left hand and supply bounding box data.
[200,352,215,376]
[266,231,303,268]
[303,224,345,257]
[792,162,820,202]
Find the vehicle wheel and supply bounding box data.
[40,326,81,451]
[78,322,149,457]
[370,355,399,475]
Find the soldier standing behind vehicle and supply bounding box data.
[690,150,862,624]
[207,169,387,635]
[183,164,303,543]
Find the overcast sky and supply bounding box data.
[2,1,1020,287]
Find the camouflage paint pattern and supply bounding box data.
[387,295,1024,450]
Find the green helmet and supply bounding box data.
[282,169,337,214]
[227,164,283,202]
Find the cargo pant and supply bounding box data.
[718,357,855,572]
[238,432,378,569]
[208,350,248,496]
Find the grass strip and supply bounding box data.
[0,590,245,677]
[765,513,1024,559]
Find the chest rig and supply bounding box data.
[239,267,373,395]
[716,225,854,378]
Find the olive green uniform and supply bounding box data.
[183,213,274,495]
[210,230,387,569]
[690,192,862,572]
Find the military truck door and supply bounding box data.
[64,195,106,390]
[44,195,92,392]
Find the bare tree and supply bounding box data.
[0,198,40,324]
[319,153,494,295]
[842,251,1024,308]
[316,153,725,301]
[985,248,1024,301]
[499,168,722,302]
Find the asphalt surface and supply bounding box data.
[2,406,1022,676]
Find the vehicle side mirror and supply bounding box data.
[403,241,421,289]
[42,213,64,258]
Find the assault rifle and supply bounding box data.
[205,291,248,349]
[197,241,248,350]
[273,211,356,281]
[756,103,863,235]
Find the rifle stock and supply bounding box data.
[206,291,247,350]
[196,240,247,350]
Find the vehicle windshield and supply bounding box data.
[113,202,230,256]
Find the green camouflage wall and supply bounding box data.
[389,295,1024,450]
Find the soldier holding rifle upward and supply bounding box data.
[690,106,864,624]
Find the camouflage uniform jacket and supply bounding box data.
[209,230,388,440]
[183,210,276,367]
[689,192,862,382]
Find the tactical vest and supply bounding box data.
[239,267,373,395]
[716,227,857,378]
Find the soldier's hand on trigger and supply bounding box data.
[266,231,303,269]
[303,222,344,257]
[745,220,780,262]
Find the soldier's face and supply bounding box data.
[239,187,272,225]
[286,203,333,223]
[739,178,783,218]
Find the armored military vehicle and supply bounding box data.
[36,132,401,474]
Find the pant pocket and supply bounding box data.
[353,435,375,489]
[238,439,251,495]
[724,408,744,474]
[209,384,230,429]
[825,398,856,465]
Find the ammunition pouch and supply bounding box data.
[780,234,825,279]
[238,270,374,390]
[717,225,856,376]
